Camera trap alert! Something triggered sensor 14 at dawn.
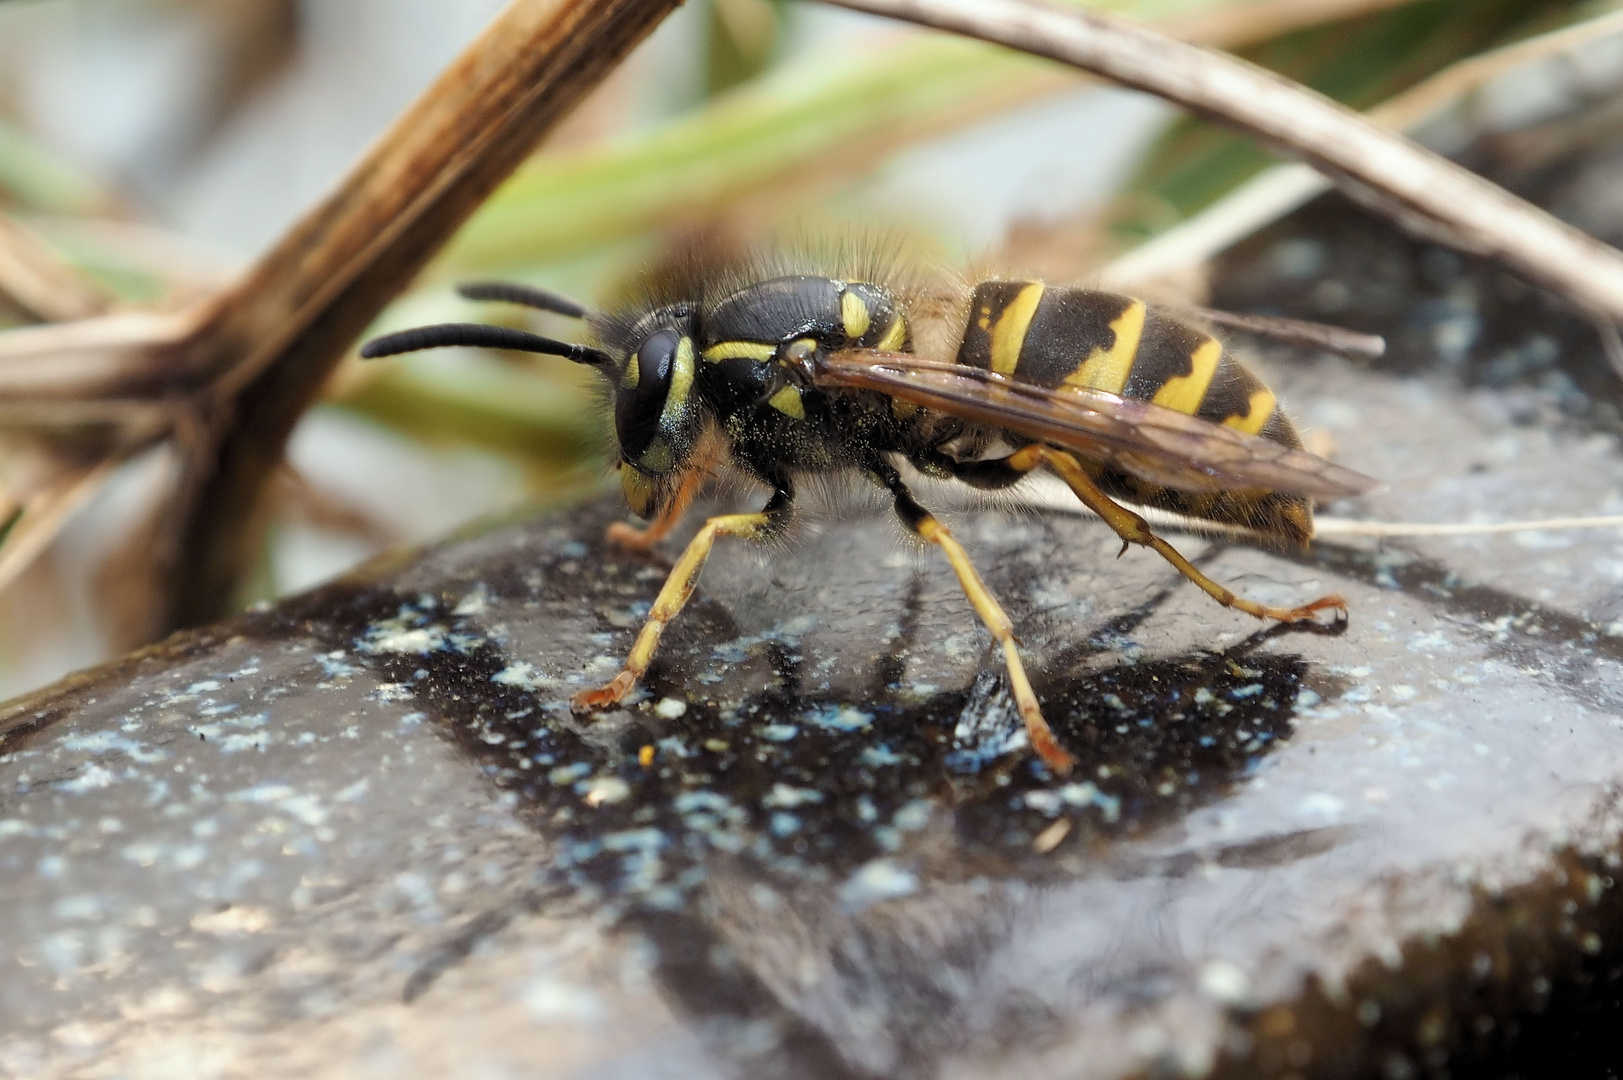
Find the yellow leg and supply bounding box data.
[606,467,701,551]
[1010,444,1346,623]
[571,509,773,711]
[914,515,1075,774]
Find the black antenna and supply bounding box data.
[359,323,612,366]
[456,281,590,319]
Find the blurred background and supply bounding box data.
[0,0,1621,699]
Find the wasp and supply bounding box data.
[361,249,1377,774]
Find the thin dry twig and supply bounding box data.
[0,215,111,323]
[1313,515,1623,537]
[1170,305,1386,358]
[0,310,202,403]
[822,0,1623,323]
[1102,8,1623,289]
[152,0,683,630]
[0,462,118,597]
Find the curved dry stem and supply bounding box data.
[0,214,111,324]
[820,0,1623,322]
[159,0,682,630]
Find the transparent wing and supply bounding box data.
[814,351,1378,500]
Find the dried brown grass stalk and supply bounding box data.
[1102,8,1623,289]
[0,0,671,639]
[0,214,111,323]
[821,0,1623,323]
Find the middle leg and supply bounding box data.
[870,459,1075,775]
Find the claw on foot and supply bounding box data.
[1271,592,1348,624]
[570,671,636,712]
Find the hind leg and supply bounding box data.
[929,444,1344,623]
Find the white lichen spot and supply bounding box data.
[191,906,272,936]
[493,662,556,691]
[892,799,934,831]
[120,842,163,868]
[762,784,822,809]
[1299,792,1346,821]
[522,977,603,1023]
[805,704,872,732]
[363,625,446,655]
[860,745,904,768]
[582,777,631,807]
[453,586,491,616]
[62,765,117,794]
[839,859,917,909]
[335,780,370,802]
[548,763,591,785]
[1407,631,1451,653]
[654,697,688,720]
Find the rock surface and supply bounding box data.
[8,178,1623,1076]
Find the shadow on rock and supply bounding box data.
[305,566,1336,1078]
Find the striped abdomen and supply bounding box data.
[956,280,1313,539]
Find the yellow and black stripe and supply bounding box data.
[955,281,1312,541]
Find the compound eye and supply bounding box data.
[616,329,680,461]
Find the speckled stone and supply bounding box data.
[10,187,1623,1078]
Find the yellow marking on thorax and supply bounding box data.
[876,314,908,351]
[1063,300,1145,394]
[990,282,1045,374]
[891,399,919,421]
[841,290,871,340]
[1151,337,1222,415]
[768,384,805,420]
[703,340,774,363]
[1222,386,1277,435]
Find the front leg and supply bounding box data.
[571,482,795,711]
[605,464,703,552]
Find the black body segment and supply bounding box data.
[958,282,1144,390]
[706,275,845,345]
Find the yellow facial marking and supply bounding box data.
[840,290,871,340]
[891,398,920,421]
[1063,299,1145,394]
[990,282,1045,375]
[702,340,774,363]
[658,337,695,429]
[621,466,657,517]
[876,315,908,351]
[768,384,806,420]
[1151,337,1222,415]
[639,436,675,475]
[623,353,640,389]
[1222,386,1278,435]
